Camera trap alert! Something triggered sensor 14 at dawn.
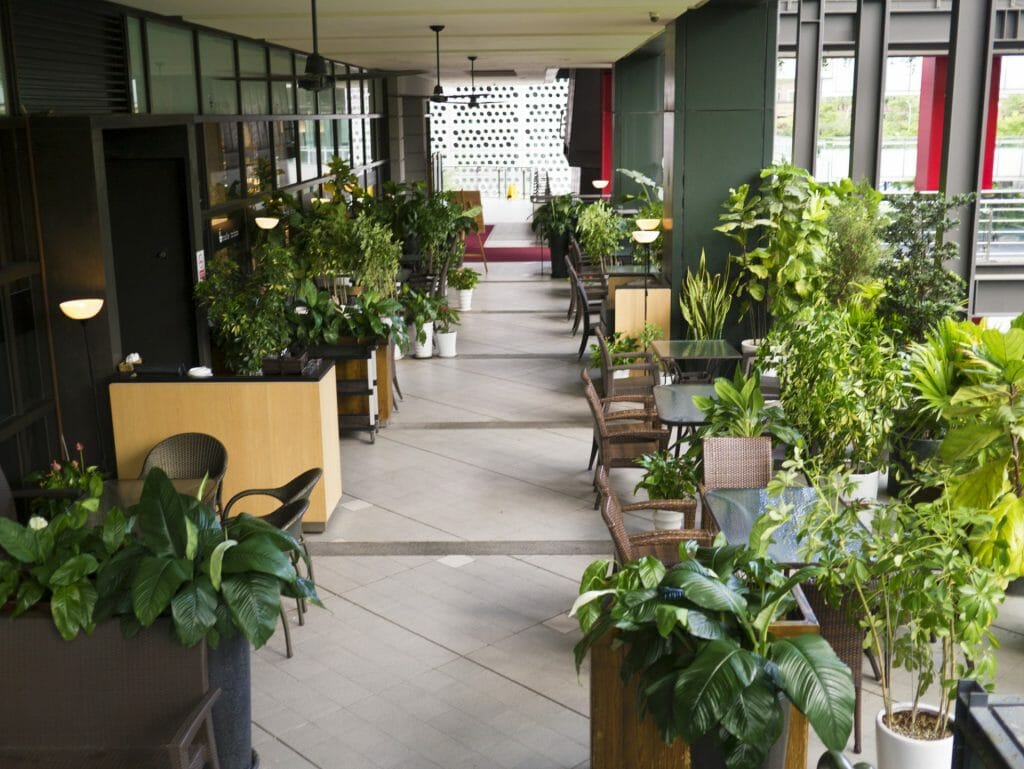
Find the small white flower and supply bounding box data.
[294,306,310,315]
[27,516,48,530]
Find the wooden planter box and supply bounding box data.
[590,586,819,769]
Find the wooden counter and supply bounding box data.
[108,363,342,531]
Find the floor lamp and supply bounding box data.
[631,227,659,323]
[59,298,107,470]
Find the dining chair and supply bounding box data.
[595,328,659,400]
[595,466,710,564]
[140,433,228,512]
[701,436,773,490]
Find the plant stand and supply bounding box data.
[309,341,380,443]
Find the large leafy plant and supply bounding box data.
[693,370,802,447]
[0,469,321,648]
[679,250,733,340]
[632,450,698,501]
[575,200,625,260]
[529,194,579,240]
[821,180,888,304]
[571,541,854,769]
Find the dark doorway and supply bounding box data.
[106,154,198,369]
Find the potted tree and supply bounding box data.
[530,194,579,278]
[571,540,855,769]
[0,468,320,769]
[820,180,888,305]
[449,266,481,311]
[575,200,625,263]
[434,302,461,358]
[632,450,699,530]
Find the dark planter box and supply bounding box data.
[262,352,309,375]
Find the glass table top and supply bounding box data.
[650,339,743,361]
[702,486,819,565]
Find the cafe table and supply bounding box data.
[649,339,743,383]
[701,485,820,567]
[653,383,716,454]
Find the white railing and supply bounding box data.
[976,190,1024,265]
[441,165,577,199]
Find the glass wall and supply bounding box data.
[880,57,923,190]
[773,57,795,164]
[815,57,854,182]
[147,22,199,114]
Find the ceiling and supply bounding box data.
[115,0,709,82]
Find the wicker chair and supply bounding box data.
[566,238,606,324]
[582,369,668,504]
[570,267,606,360]
[701,436,773,490]
[595,327,659,400]
[140,432,228,511]
[595,466,711,564]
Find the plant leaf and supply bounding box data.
[672,640,759,744]
[664,569,747,615]
[171,576,219,647]
[720,677,784,769]
[49,553,99,587]
[131,555,191,626]
[770,634,854,750]
[221,572,283,648]
[135,468,190,559]
[221,537,297,581]
[952,458,1008,510]
[941,424,1003,462]
[0,518,40,563]
[207,539,237,591]
[102,507,128,554]
[50,581,98,640]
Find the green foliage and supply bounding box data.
[679,250,733,340]
[633,451,698,500]
[715,165,835,340]
[693,370,802,447]
[575,201,626,259]
[785,456,1006,737]
[0,468,322,649]
[529,194,580,239]
[352,211,401,298]
[400,287,445,344]
[588,324,662,369]
[769,296,903,473]
[338,292,408,348]
[448,267,481,291]
[821,180,888,304]
[195,240,294,374]
[998,93,1024,137]
[874,192,972,345]
[434,302,461,334]
[25,442,105,518]
[571,543,854,769]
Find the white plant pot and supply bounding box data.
[413,321,434,359]
[740,338,762,356]
[846,470,880,503]
[876,705,953,769]
[612,370,631,380]
[436,330,457,358]
[458,289,474,311]
[652,509,684,531]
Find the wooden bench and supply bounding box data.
[0,612,221,769]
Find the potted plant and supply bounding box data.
[351,211,401,297]
[402,288,442,358]
[434,302,461,358]
[693,369,802,447]
[820,180,888,305]
[632,450,699,530]
[529,194,579,278]
[769,294,903,500]
[0,467,321,769]
[449,266,481,311]
[588,323,662,377]
[874,191,973,346]
[782,457,1006,769]
[575,200,625,262]
[571,541,855,769]
[618,167,665,251]
[679,249,733,341]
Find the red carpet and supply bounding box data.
[463,224,549,263]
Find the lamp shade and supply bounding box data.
[591,179,609,190]
[59,298,104,321]
[631,229,659,245]
[254,216,280,230]
[635,218,660,231]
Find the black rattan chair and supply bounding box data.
[140,433,228,511]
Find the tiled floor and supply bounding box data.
[252,262,1024,769]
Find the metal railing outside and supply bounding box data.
[976,189,1024,265]
[441,165,576,198]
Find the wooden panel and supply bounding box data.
[614,287,671,337]
[376,341,394,425]
[108,368,342,531]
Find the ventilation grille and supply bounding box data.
[10,0,130,115]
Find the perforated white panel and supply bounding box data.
[431,80,573,197]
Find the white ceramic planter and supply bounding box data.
[652,509,684,530]
[436,330,457,358]
[846,470,880,502]
[876,705,953,769]
[458,289,474,311]
[413,321,434,359]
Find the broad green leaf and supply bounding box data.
[171,576,219,647]
[569,589,616,618]
[664,569,747,616]
[720,678,784,766]
[637,557,666,589]
[221,572,283,648]
[0,518,40,563]
[226,513,300,552]
[49,553,99,587]
[770,634,854,750]
[185,516,199,561]
[221,537,296,581]
[50,581,98,640]
[982,328,1024,366]
[207,539,237,590]
[673,640,759,743]
[102,507,128,554]
[1005,361,1024,387]
[131,555,191,626]
[952,458,1008,510]
[941,424,1003,462]
[686,609,726,640]
[135,468,190,559]
[655,604,687,638]
[579,559,611,593]
[13,579,45,616]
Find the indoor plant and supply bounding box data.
[679,249,733,341]
[351,210,402,297]
[820,179,888,305]
[575,200,625,262]
[530,194,579,278]
[449,266,481,311]
[402,288,443,358]
[632,450,699,530]
[693,369,802,448]
[434,302,461,358]
[571,540,855,769]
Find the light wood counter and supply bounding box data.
[109,363,341,531]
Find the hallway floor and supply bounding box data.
[252,263,1024,769]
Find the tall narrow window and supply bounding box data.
[239,42,269,115]
[879,57,923,190]
[203,123,242,206]
[298,120,319,180]
[199,34,238,115]
[816,57,854,182]
[126,17,148,113]
[270,49,294,115]
[147,22,198,114]
[774,58,795,164]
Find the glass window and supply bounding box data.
[274,121,299,187]
[239,42,269,115]
[270,48,294,115]
[319,121,336,169]
[366,118,379,165]
[203,123,242,206]
[147,22,198,114]
[773,57,794,165]
[10,278,48,405]
[298,119,319,180]
[317,67,334,114]
[816,57,854,182]
[296,56,316,115]
[335,71,349,114]
[199,34,238,115]
[880,56,924,190]
[337,119,351,163]
[243,122,273,196]
[367,79,379,114]
[126,16,147,113]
